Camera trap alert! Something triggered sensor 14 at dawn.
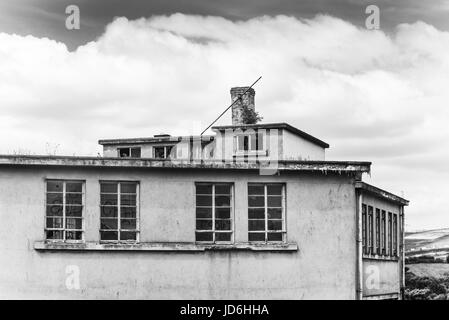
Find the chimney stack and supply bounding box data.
[230,87,255,125]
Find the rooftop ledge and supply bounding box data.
[0,155,371,173]
[34,241,298,252]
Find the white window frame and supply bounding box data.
[195,182,234,244]
[248,183,286,243]
[45,180,85,243]
[153,145,176,159]
[117,146,141,158]
[99,181,140,243]
[234,131,266,156]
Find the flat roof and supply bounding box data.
[211,123,330,148]
[98,135,214,146]
[356,181,409,206]
[0,155,370,173]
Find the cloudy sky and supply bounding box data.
[0,0,448,230]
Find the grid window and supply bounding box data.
[153,145,175,159]
[100,182,139,242]
[45,180,84,241]
[236,132,264,152]
[195,183,233,243]
[118,147,141,158]
[248,183,285,242]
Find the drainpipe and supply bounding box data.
[356,189,363,300]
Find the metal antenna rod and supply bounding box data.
[200,76,262,136]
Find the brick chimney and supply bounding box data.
[230,87,255,125]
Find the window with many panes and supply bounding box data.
[100,181,139,242]
[248,183,285,242]
[195,183,233,243]
[45,180,84,241]
[235,131,264,155]
[118,147,141,158]
[153,145,175,159]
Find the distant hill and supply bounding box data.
[406,228,449,257]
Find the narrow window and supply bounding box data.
[381,210,386,255]
[45,180,84,241]
[387,212,393,256]
[100,182,139,242]
[393,214,398,257]
[195,183,233,243]
[362,204,367,255]
[375,208,380,255]
[248,183,285,242]
[368,206,373,255]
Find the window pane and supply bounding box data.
[46,205,63,217]
[267,184,282,195]
[238,135,245,151]
[121,183,136,194]
[47,193,63,205]
[101,183,118,193]
[46,217,63,229]
[248,185,264,195]
[248,220,265,231]
[120,231,137,241]
[130,148,141,158]
[257,132,264,151]
[196,184,212,195]
[268,220,283,231]
[101,206,118,217]
[215,220,231,231]
[267,232,283,242]
[101,218,118,230]
[215,207,230,219]
[267,196,282,207]
[196,232,213,242]
[249,208,265,219]
[121,206,136,218]
[66,193,82,205]
[215,195,230,207]
[47,181,63,192]
[248,196,264,207]
[250,134,257,151]
[66,218,82,230]
[101,231,118,241]
[196,195,212,206]
[121,194,136,206]
[248,232,265,242]
[66,182,82,193]
[215,184,231,195]
[118,148,130,157]
[196,219,212,230]
[66,205,82,217]
[154,147,165,158]
[46,230,63,240]
[267,208,282,219]
[216,232,231,242]
[197,207,212,219]
[120,219,137,230]
[101,194,117,206]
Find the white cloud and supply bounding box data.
[0,13,448,229]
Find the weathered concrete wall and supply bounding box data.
[0,167,357,299]
[282,130,325,161]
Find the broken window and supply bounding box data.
[195,183,233,243]
[45,180,84,241]
[248,183,285,243]
[153,145,176,159]
[100,181,139,242]
[118,147,141,158]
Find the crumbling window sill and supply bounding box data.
[34,241,298,252]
